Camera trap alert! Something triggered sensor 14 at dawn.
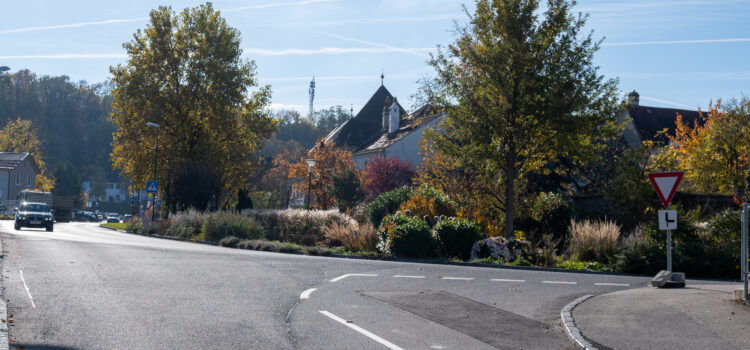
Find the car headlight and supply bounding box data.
[18,216,25,220]
[45,217,52,221]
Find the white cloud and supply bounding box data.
[222,0,336,13]
[261,73,421,83]
[244,47,431,56]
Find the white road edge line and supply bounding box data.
[543,281,577,285]
[319,310,405,350]
[439,276,474,281]
[491,278,525,283]
[594,283,630,287]
[19,270,36,308]
[300,288,317,299]
[393,275,425,279]
[329,273,378,282]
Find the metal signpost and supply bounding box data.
[648,172,684,273]
[742,204,749,304]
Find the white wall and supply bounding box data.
[383,117,443,168]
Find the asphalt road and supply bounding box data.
[0,221,653,350]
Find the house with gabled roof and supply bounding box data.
[0,152,40,205]
[620,90,703,147]
[324,85,446,168]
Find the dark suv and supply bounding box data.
[15,202,54,231]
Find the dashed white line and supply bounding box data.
[19,270,36,308]
[393,275,425,279]
[329,273,378,282]
[300,288,317,299]
[595,282,630,287]
[543,280,577,285]
[439,276,474,281]
[319,310,405,350]
[491,278,525,283]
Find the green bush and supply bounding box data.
[517,191,576,244]
[202,211,264,242]
[706,209,741,244]
[433,218,482,260]
[399,185,457,221]
[378,215,436,257]
[218,236,240,247]
[367,186,413,227]
[164,209,205,239]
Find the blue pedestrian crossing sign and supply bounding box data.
[146,181,158,193]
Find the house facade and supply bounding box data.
[323,85,446,169]
[0,152,40,213]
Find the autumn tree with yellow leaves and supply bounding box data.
[0,118,53,190]
[288,139,360,210]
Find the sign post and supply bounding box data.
[648,172,684,272]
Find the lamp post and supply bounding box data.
[0,66,9,72]
[305,159,315,209]
[147,122,160,221]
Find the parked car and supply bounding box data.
[122,214,133,223]
[83,211,98,222]
[14,202,54,231]
[106,214,120,223]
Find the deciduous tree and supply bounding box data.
[363,156,415,200]
[109,3,276,211]
[421,0,621,238]
[0,117,53,190]
[289,139,358,210]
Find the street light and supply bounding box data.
[0,66,9,72]
[305,158,316,209]
[147,122,160,221]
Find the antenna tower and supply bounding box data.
[309,77,315,122]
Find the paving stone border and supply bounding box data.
[0,236,9,350]
[561,294,597,350]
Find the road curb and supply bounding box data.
[0,236,9,350]
[561,294,596,350]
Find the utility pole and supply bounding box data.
[309,77,315,123]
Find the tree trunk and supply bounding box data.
[504,147,516,240]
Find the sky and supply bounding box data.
[1,0,749,115]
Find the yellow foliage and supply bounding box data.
[288,138,359,209]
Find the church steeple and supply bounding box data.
[381,69,384,86]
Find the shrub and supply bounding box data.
[332,168,365,212]
[517,191,576,245]
[378,215,436,257]
[399,185,457,220]
[324,221,379,253]
[243,209,355,243]
[164,209,205,239]
[202,211,264,242]
[568,219,620,264]
[126,218,145,233]
[218,236,240,247]
[367,186,413,227]
[433,218,483,260]
[705,209,741,244]
[535,234,562,267]
[364,156,415,199]
[469,236,533,263]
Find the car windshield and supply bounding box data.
[21,203,49,212]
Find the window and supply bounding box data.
[108,196,113,202]
[116,194,121,201]
[15,174,19,186]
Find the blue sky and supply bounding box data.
[1,0,749,114]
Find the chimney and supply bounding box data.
[627,90,640,108]
[388,98,399,138]
[382,96,392,131]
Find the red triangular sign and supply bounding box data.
[648,172,684,209]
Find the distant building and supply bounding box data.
[0,152,40,201]
[620,90,703,148]
[323,85,446,168]
[82,180,129,205]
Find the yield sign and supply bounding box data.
[648,172,684,209]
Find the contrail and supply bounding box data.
[604,38,750,46]
[0,0,336,35]
[0,53,127,59]
[244,47,431,56]
[316,31,430,58]
[640,96,698,110]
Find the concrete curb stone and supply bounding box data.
[561,294,597,350]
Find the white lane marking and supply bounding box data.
[393,275,425,279]
[491,278,525,283]
[319,311,405,350]
[300,288,318,299]
[19,270,36,308]
[543,281,577,285]
[439,276,474,281]
[330,273,378,282]
[595,282,630,287]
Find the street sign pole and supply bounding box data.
[742,203,749,304]
[667,227,672,272]
[649,172,684,281]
